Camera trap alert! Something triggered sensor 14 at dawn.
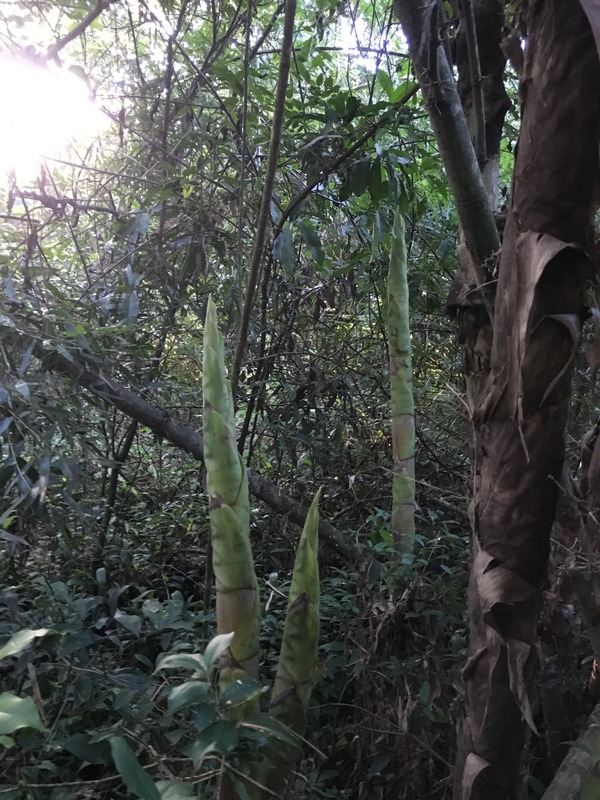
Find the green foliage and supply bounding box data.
[110,736,161,800]
[0,692,46,736]
[0,574,304,798]
[0,0,564,797]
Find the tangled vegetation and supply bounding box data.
[1,1,599,798]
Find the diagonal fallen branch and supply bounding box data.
[28,338,365,564]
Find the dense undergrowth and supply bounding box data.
[1,344,596,799]
[0,491,470,800]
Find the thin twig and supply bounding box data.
[248,1,286,60]
[275,83,420,235]
[230,0,298,397]
[461,0,486,165]
[45,0,117,62]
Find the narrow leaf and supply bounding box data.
[110,736,160,800]
[154,653,208,676]
[167,681,210,714]
[0,629,50,660]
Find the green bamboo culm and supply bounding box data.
[270,488,321,730]
[259,489,321,794]
[203,296,260,688]
[388,209,416,552]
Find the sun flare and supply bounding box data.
[0,56,102,179]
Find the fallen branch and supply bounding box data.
[29,339,365,564]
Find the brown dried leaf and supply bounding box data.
[580,0,600,57]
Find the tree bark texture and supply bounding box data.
[392,0,500,295]
[449,0,509,412]
[455,3,600,798]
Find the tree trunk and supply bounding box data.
[448,0,509,412]
[455,3,600,798]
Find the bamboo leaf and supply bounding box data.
[204,632,235,670]
[167,681,211,714]
[154,653,208,676]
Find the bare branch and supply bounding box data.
[230,0,298,397]
[393,0,499,317]
[45,0,118,62]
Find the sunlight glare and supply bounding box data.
[337,17,381,71]
[0,56,103,179]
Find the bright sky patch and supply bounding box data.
[0,56,102,179]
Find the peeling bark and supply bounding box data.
[393,1,600,793]
[455,2,600,797]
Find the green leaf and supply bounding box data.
[154,653,208,676]
[142,596,184,631]
[369,157,388,204]
[188,720,239,767]
[60,733,111,764]
[167,681,210,714]
[376,69,394,100]
[339,158,371,200]
[156,781,194,799]
[0,693,46,734]
[220,678,267,712]
[204,632,234,670]
[0,628,50,660]
[193,704,219,732]
[297,220,324,265]
[272,226,295,275]
[390,79,418,103]
[0,735,14,748]
[114,610,142,636]
[242,712,300,748]
[110,736,160,800]
[232,780,253,800]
